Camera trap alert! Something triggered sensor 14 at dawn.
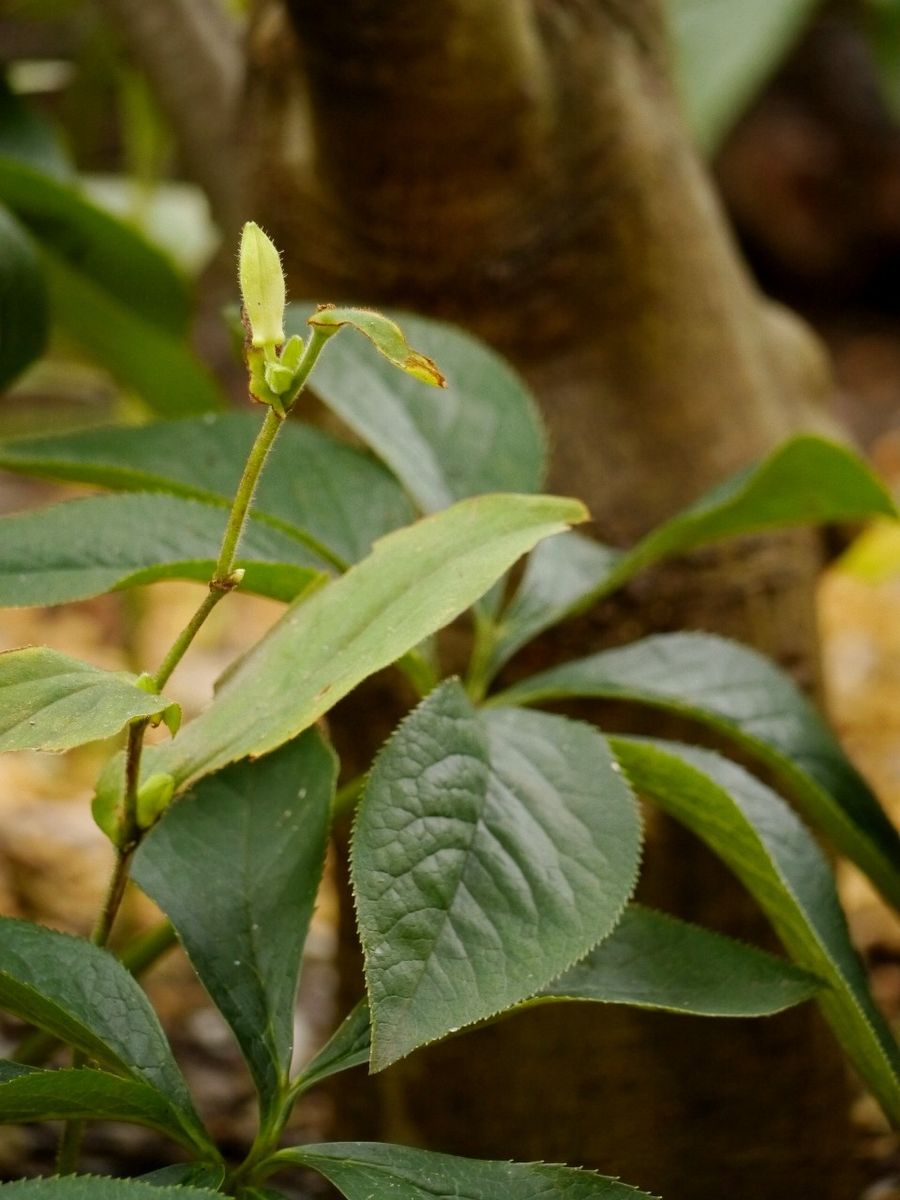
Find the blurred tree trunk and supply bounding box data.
[238,2,860,1196]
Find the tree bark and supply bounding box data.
[242,2,861,1195]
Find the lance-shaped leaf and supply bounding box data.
[294,306,546,512]
[133,733,335,1117]
[0,1068,205,1152]
[494,631,900,911]
[0,414,415,567]
[488,436,897,676]
[308,306,446,388]
[0,648,179,754]
[0,1181,223,1198]
[278,1143,654,1200]
[0,919,209,1149]
[138,1165,225,1189]
[0,205,47,389]
[672,0,822,154]
[43,251,224,417]
[353,683,641,1070]
[103,493,585,796]
[0,153,188,334]
[535,904,821,1017]
[611,737,900,1125]
[293,1000,372,1093]
[0,492,328,607]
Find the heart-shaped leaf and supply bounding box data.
[353,683,641,1070]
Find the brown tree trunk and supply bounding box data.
[242,2,861,1195]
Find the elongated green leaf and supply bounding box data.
[133,732,335,1115]
[489,437,897,675]
[536,904,821,1017]
[308,306,446,388]
[494,632,900,911]
[0,648,178,753]
[0,492,328,607]
[0,154,187,334]
[0,919,208,1149]
[294,1000,372,1092]
[0,414,415,566]
[0,205,47,389]
[103,493,585,797]
[279,1143,653,1200]
[611,737,900,1124]
[0,1181,223,1198]
[0,79,71,179]
[293,306,547,512]
[354,684,641,1070]
[670,0,823,153]
[44,250,223,417]
[138,1165,225,1189]
[0,1068,202,1151]
[0,1061,37,1083]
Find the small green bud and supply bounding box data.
[135,672,159,695]
[162,702,182,737]
[265,360,295,396]
[280,334,304,371]
[136,773,176,830]
[239,221,286,350]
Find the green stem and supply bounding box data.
[464,612,499,704]
[333,773,366,818]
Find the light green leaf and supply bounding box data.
[0,205,47,389]
[670,0,823,153]
[354,684,641,1070]
[43,250,224,417]
[611,737,900,1125]
[536,904,821,1017]
[0,1068,204,1151]
[0,154,187,334]
[278,1143,654,1200]
[494,631,900,912]
[0,1181,223,1198]
[106,492,586,796]
[133,733,335,1116]
[0,414,415,566]
[0,647,179,753]
[293,306,547,512]
[308,306,446,388]
[0,918,209,1150]
[138,1164,225,1189]
[0,492,328,607]
[294,1000,372,1093]
[489,436,897,675]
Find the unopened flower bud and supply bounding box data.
[239,221,286,350]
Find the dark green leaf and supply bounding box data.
[137,1165,225,1189]
[0,1180,223,1198]
[294,1000,372,1093]
[537,904,821,1017]
[0,205,47,389]
[0,492,328,606]
[490,437,897,674]
[0,414,415,566]
[494,632,900,911]
[0,78,71,179]
[279,1143,654,1200]
[0,154,187,333]
[671,0,823,153]
[0,918,208,1149]
[0,1061,38,1083]
[133,732,336,1115]
[43,251,224,417]
[0,1068,204,1151]
[294,306,547,512]
[611,737,900,1124]
[104,493,586,796]
[0,647,179,753]
[354,685,641,1070]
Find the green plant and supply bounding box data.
[0,220,898,1198]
